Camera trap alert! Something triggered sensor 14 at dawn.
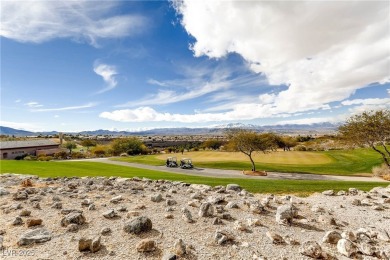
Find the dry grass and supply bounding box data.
[372,163,390,181]
[382,175,390,181]
[20,178,33,187]
[156,151,332,165]
[372,163,390,176]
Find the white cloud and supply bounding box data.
[25,101,43,108]
[54,115,60,118]
[32,102,97,112]
[341,98,390,106]
[0,120,43,132]
[100,104,290,123]
[276,117,335,125]
[259,93,276,105]
[94,63,118,93]
[174,0,390,115]
[15,99,21,103]
[0,1,146,46]
[387,89,390,95]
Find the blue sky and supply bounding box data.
[1,0,389,132]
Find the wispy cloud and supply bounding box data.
[119,64,266,107]
[341,98,390,106]
[25,101,43,108]
[0,1,147,46]
[32,103,97,112]
[94,63,118,93]
[15,99,21,103]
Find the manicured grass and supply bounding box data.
[113,148,384,176]
[156,151,333,164]
[1,160,387,196]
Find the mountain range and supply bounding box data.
[0,123,338,137]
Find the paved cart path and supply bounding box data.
[66,158,388,182]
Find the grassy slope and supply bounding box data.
[1,160,386,196]
[113,148,383,175]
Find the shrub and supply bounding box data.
[294,145,307,151]
[54,151,68,159]
[23,155,37,161]
[120,153,128,157]
[37,156,53,161]
[372,163,390,177]
[15,154,28,160]
[71,152,85,159]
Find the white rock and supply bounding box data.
[337,239,357,257]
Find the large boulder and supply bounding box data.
[226,184,242,192]
[0,188,10,196]
[300,241,323,258]
[61,212,86,227]
[198,202,214,217]
[18,228,52,246]
[276,204,296,225]
[123,216,152,234]
[322,230,342,244]
[337,239,357,257]
[136,239,156,252]
[79,236,101,253]
[13,191,28,200]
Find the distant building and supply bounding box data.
[0,140,61,159]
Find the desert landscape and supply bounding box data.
[1,173,389,259]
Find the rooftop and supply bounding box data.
[0,140,59,149]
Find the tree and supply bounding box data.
[227,129,276,171]
[111,137,146,156]
[81,139,97,151]
[339,109,390,168]
[277,136,298,151]
[202,139,225,150]
[64,141,77,154]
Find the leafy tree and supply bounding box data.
[339,109,390,167]
[227,129,276,171]
[81,139,97,151]
[202,139,225,150]
[111,137,146,156]
[93,145,107,157]
[278,136,298,151]
[63,141,77,154]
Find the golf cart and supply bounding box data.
[166,157,178,168]
[180,158,193,169]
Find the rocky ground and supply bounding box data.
[0,174,389,260]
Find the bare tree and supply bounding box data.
[227,129,276,171]
[339,109,390,167]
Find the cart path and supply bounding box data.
[66,158,388,182]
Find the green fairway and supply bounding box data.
[113,148,383,176]
[0,160,387,196]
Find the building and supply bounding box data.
[0,140,61,159]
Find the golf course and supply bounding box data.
[1,148,388,196]
[113,148,383,176]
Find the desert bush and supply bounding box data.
[37,156,53,161]
[23,155,37,161]
[21,179,33,187]
[71,152,85,159]
[372,163,390,177]
[294,145,307,151]
[92,145,108,157]
[54,151,68,159]
[15,154,28,160]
